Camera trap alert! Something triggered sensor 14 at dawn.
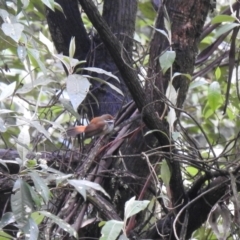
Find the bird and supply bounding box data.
[66,114,114,138]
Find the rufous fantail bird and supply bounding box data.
[66,114,114,138]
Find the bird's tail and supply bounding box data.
[66,126,86,137]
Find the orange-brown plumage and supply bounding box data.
[66,114,114,138]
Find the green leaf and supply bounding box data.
[27,48,47,75]
[31,212,44,225]
[172,131,180,141]
[172,72,192,81]
[215,67,221,80]
[69,37,76,58]
[189,79,208,89]
[203,103,214,119]
[215,23,240,38]
[66,74,91,111]
[208,81,223,111]
[54,54,81,74]
[166,82,177,104]
[124,196,150,220]
[27,185,42,207]
[39,211,78,238]
[68,179,110,201]
[0,9,16,23]
[0,81,16,101]
[17,126,30,162]
[186,166,199,176]
[0,109,14,114]
[83,67,120,82]
[153,27,169,41]
[0,212,15,229]
[17,76,56,94]
[41,0,55,11]
[54,2,64,13]
[17,45,27,61]
[20,0,30,9]
[118,235,129,240]
[161,160,171,186]
[59,98,81,120]
[211,15,236,24]
[0,230,13,239]
[11,179,35,228]
[56,174,73,186]
[138,1,156,21]
[226,107,236,120]
[22,217,39,240]
[159,50,176,74]
[84,75,123,96]
[100,220,124,240]
[164,16,171,35]
[17,117,52,142]
[2,23,24,42]
[29,172,51,203]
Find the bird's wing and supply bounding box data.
[84,124,103,137]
